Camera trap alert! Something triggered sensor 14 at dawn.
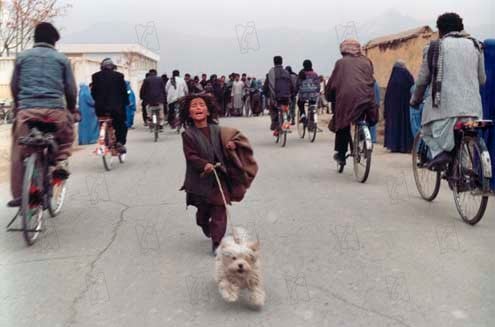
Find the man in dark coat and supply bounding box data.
[91,58,130,152]
[326,39,377,165]
[384,61,415,153]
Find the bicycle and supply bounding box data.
[337,121,373,183]
[147,105,161,142]
[275,104,291,147]
[296,99,319,143]
[95,117,125,171]
[6,120,67,245]
[412,119,493,225]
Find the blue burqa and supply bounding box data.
[481,39,495,189]
[126,81,137,128]
[384,64,415,153]
[78,84,99,145]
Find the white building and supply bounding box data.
[0,43,159,102]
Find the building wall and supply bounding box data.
[0,50,157,102]
[0,57,14,101]
[366,33,437,87]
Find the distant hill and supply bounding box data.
[61,10,494,77]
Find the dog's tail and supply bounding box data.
[232,227,250,244]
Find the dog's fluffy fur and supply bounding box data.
[215,227,265,307]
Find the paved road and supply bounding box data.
[1,116,494,327]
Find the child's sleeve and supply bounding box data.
[182,133,209,172]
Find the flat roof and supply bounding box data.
[57,43,160,62]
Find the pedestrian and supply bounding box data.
[92,58,130,153]
[250,77,262,116]
[140,72,150,126]
[384,60,415,153]
[78,83,99,145]
[125,81,136,129]
[481,39,495,189]
[325,39,378,166]
[370,80,381,143]
[224,74,234,116]
[161,74,169,118]
[166,70,189,127]
[411,12,486,169]
[231,74,244,116]
[179,94,258,254]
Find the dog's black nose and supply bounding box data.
[238,263,243,269]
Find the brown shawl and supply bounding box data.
[220,127,258,202]
[325,55,377,131]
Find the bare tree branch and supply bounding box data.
[0,0,71,56]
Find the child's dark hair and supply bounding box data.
[179,94,219,128]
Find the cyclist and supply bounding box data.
[296,60,320,125]
[91,58,129,154]
[8,22,79,208]
[410,12,486,170]
[140,69,166,129]
[264,56,294,136]
[166,70,189,126]
[325,39,378,167]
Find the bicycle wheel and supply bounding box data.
[296,105,305,138]
[412,132,441,201]
[102,126,113,171]
[308,109,317,143]
[353,125,372,183]
[453,136,489,225]
[21,153,44,245]
[48,172,67,218]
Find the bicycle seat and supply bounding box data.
[27,120,57,133]
[455,119,494,131]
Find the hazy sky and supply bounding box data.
[59,0,492,37]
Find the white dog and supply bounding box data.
[215,227,265,307]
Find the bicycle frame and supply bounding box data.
[95,120,110,157]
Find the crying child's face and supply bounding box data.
[189,98,208,123]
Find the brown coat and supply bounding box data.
[326,55,378,131]
[220,127,258,202]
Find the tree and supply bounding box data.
[0,0,71,56]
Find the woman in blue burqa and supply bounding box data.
[78,83,99,145]
[125,81,137,128]
[384,60,415,153]
[481,39,495,189]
